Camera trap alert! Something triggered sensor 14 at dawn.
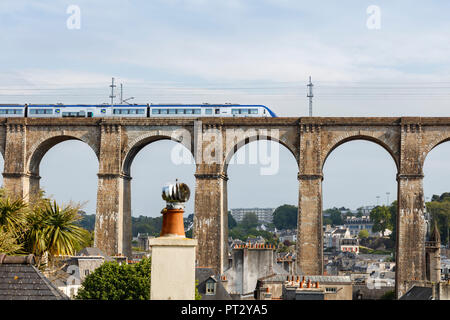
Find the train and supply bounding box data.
[0,104,277,118]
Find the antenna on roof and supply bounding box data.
[307,76,314,117]
[109,77,116,107]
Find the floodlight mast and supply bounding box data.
[307,76,314,117]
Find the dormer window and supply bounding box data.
[205,279,216,295]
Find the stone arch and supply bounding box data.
[321,134,399,171]
[421,133,450,168]
[222,131,299,174]
[27,134,99,175]
[122,130,194,176]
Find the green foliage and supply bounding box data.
[228,212,237,229]
[76,211,96,231]
[0,189,91,265]
[273,205,297,230]
[0,226,23,254]
[241,212,259,230]
[131,215,163,237]
[323,207,344,226]
[370,205,393,237]
[0,196,28,239]
[76,258,151,300]
[195,280,202,300]
[380,290,395,300]
[426,194,450,245]
[358,229,369,239]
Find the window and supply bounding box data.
[185,109,193,114]
[205,281,216,295]
[205,109,212,115]
[137,109,145,114]
[160,109,168,114]
[231,109,239,115]
[250,109,258,114]
[129,109,136,114]
[215,109,220,114]
[152,109,160,114]
[168,109,176,114]
[193,109,201,114]
[85,270,90,276]
[177,109,185,114]
[326,287,337,293]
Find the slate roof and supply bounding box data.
[0,254,69,300]
[195,267,232,300]
[258,273,352,284]
[77,247,114,261]
[399,286,433,300]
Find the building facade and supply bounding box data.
[230,208,275,224]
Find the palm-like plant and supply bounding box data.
[0,196,28,239]
[39,201,90,257]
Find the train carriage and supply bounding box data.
[0,104,26,117]
[0,103,277,118]
[149,104,276,117]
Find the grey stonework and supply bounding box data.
[1,117,449,299]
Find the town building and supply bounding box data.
[230,208,275,223]
[0,254,69,300]
[255,274,353,300]
[223,243,285,299]
[344,216,375,237]
[195,267,232,300]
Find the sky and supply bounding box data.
[0,1,449,217]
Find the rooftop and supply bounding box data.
[0,254,69,300]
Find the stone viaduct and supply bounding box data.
[0,116,449,298]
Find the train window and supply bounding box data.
[168,109,176,114]
[185,109,193,114]
[176,109,185,114]
[137,109,145,114]
[215,109,220,114]
[129,109,136,114]
[0,110,6,114]
[161,109,168,114]
[152,109,160,114]
[113,109,119,114]
[250,109,258,114]
[231,109,239,115]
[205,109,212,115]
[44,109,53,114]
[193,109,201,114]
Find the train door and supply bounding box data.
[87,108,94,118]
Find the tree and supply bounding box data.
[241,212,258,231]
[39,201,91,258]
[426,194,450,245]
[323,207,344,226]
[228,212,237,229]
[0,226,23,254]
[358,229,369,239]
[273,205,297,230]
[76,257,151,300]
[0,196,28,239]
[370,206,393,237]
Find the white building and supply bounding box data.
[231,208,275,224]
